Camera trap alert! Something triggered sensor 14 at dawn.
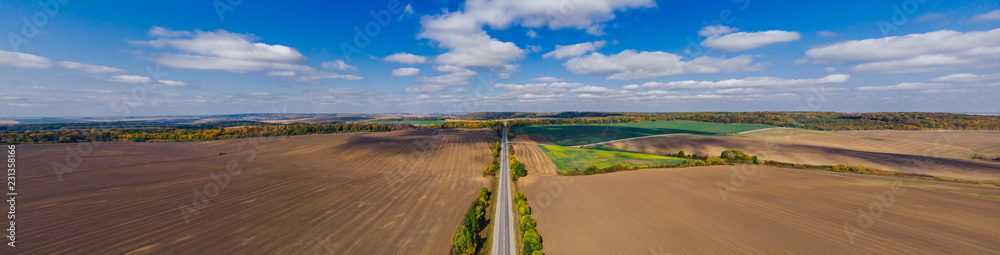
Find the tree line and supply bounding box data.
[451,187,492,255]
[0,123,425,144]
[468,112,1000,131]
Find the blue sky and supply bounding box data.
[1,0,999,117]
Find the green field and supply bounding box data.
[514,120,773,146]
[537,145,687,173]
[368,120,448,125]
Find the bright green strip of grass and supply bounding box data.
[368,120,448,125]
[537,144,687,173]
[514,120,773,146]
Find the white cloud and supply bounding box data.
[569,85,619,93]
[405,84,446,93]
[699,25,801,52]
[392,67,420,76]
[384,52,427,64]
[973,10,1000,21]
[526,45,543,53]
[532,76,561,82]
[564,50,762,80]
[495,81,583,94]
[453,88,468,93]
[931,73,1000,83]
[57,61,126,73]
[148,26,192,37]
[623,84,639,90]
[0,49,53,69]
[856,82,950,91]
[418,65,477,85]
[851,54,974,73]
[266,71,296,77]
[400,3,415,19]
[293,72,363,82]
[107,75,186,86]
[542,40,607,59]
[133,28,310,73]
[818,31,838,37]
[418,0,655,72]
[526,30,537,39]
[805,28,1000,73]
[633,74,850,90]
[322,60,359,73]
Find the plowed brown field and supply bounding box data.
[519,166,1000,254]
[601,130,1000,180]
[7,129,493,254]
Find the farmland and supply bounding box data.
[368,120,450,125]
[512,120,773,146]
[518,166,1000,254]
[12,129,493,254]
[602,130,1000,180]
[536,144,687,173]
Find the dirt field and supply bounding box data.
[740,129,1000,160]
[602,132,1000,180]
[518,166,1000,254]
[6,129,494,254]
[512,144,559,176]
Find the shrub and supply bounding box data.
[833,164,849,172]
[706,156,725,165]
[583,165,599,175]
[677,150,685,158]
[520,215,536,233]
[452,226,475,255]
[751,155,759,164]
[522,229,543,254]
[721,149,752,162]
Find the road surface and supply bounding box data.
[491,122,517,255]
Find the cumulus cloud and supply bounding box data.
[384,52,427,64]
[526,30,537,39]
[57,61,126,73]
[805,28,1000,73]
[418,65,477,85]
[148,26,192,37]
[405,84,446,93]
[392,67,420,76]
[266,71,296,77]
[292,72,363,82]
[699,25,801,52]
[632,74,850,90]
[973,10,1000,21]
[322,60,358,73]
[132,28,310,73]
[542,40,606,59]
[417,0,655,80]
[564,50,762,80]
[494,81,583,94]
[107,74,186,86]
[930,73,1000,83]
[856,82,950,91]
[532,76,562,82]
[0,49,53,69]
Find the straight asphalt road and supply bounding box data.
[491,122,517,255]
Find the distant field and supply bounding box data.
[14,129,492,254]
[519,166,1000,254]
[513,120,772,146]
[536,144,686,173]
[369,120,448,125]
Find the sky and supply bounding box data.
[1,0,1000,117]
